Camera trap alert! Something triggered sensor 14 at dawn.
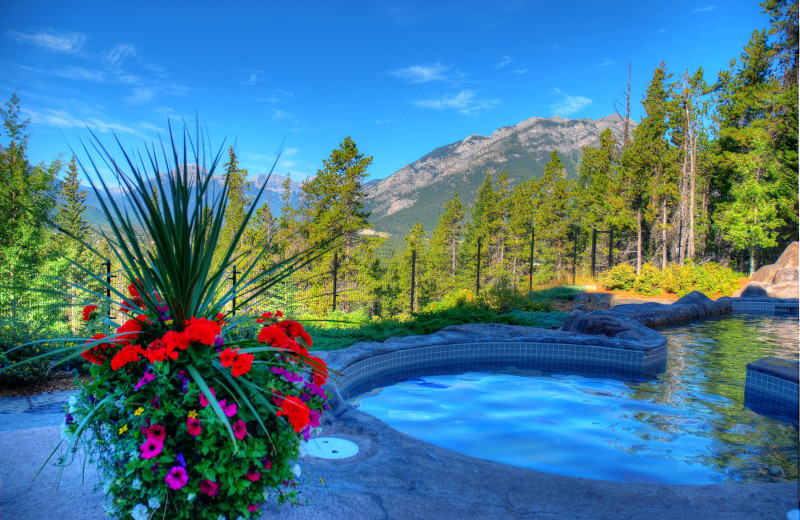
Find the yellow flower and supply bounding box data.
[134,407,145,416]
[119,425,129,435]
[164,319,173,326]
[188,410,198,419]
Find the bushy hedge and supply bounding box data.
[601,261,744,298]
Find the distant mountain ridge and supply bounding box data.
[77,170,302,227]
[363,114,629,241]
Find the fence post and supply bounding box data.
[230,265,238,317]
[591,229,597,279]
[476,237,482,295]
[410,250,416,313]
[572,227,578,285]
[608,226,614,270]
[105,260,115,318]
[528,227,535,294]
[332,252,338,312]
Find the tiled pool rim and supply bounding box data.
[319,294,799,422]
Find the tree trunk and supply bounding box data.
[636,208,642,275]
[688,130,697,260]
[662,200,668,269]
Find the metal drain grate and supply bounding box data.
[305,437,359,459]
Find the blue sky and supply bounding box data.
[1,1,770,184]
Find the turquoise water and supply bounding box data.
[351,314,799,484]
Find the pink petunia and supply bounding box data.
[165,466,188,490]
[248,504,258,513]
[245,470,261,481]
[218,399,237,418]
[139,438,163,459]
[145,424,166,442]
[134,370,155,391]
[199,479,220,497]
[199,387,216,408]
[232,420,247,440]
[187,417,201,437]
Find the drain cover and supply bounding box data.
[305,437,359,459]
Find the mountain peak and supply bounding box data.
[364,113,629,241]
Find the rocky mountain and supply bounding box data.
[80,169,302,227]
[363,114,629,241]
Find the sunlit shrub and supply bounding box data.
[632,263,663,296]
[599,264,637,291]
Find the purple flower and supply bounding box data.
[175,452,186,468]
[65,413,73,425]
[214,336,225,347]
[175,370,189,392]
[135,370,155,391]
[165,466,188,490]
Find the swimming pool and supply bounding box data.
[350,314,799,484]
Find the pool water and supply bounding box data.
[350,314,799,484]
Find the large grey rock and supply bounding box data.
[773,267,798,283]
[735,242,799,298]
[559,309,664,344]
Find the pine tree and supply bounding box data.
[427,193,466,298]
[621,64,672,273]
[0,93,61,328]
[532,151,576,278]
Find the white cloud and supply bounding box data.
[6,29,86,53]
[389,63,462,84]
[127,88,156,103]
[23,108,141,135]
[271,109,295,120]
[53,67,105,82]
[655,28,669,35]
[106,43,137,67]
[597,60,617,68]
[256,89,293,105]
[690,5,715,14]
[496,56,514,69]
[414,90,499,115]
[512,68,529,75]
[550,88,592,116]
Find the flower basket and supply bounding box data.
[4,124,335,520]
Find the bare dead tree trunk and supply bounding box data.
[615,62,633,153]
[688,127,697,260]
[636,208,642,275]
[662,200,668,269]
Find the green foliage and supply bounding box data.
[662,261,744,298]
[600,264,637,290]
[0,321,72,385]
[632,262,664,296]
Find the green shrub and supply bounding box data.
[662,262,695,297]
[0,321,70,385]
[693,262,744,298]
[632,263,664,296]
[600,264,637,290]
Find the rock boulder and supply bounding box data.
[735,242,799,299]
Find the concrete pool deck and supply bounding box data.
[0,389,797,520]
[1,293,798,519]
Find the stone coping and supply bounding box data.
[612,290,732,327]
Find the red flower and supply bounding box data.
[81,334,109,365]
[276,310,283,317]
[162,330,190,352]
[232,420,248,439]
[286,339,309,360]
[308,355,328,386]
[231,352,253,377]
[257,324,289,347]
[247,504,258,513]
[256,311,273,323]
[183,317,220,346]
[128,282,140,299]
[82,305,99,321]
[199,387,216,408]
[214,312,226,326]
[219,347,238,368]
[187,417,201,437]
[116,315,148,345]
[276,395,310,432]
[199,479,220,497]
[146,424,166,442]
[110,344,144,371]
[144,338,178,364]
[245,470,261,482]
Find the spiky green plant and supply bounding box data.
[1,123,335,518]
